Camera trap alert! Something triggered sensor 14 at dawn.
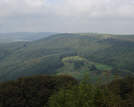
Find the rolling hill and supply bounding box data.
[0,33,134,81]
[0,32,56,43]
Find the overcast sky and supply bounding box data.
[0,0,134,34]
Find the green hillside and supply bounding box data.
[56,56,131,82]
[0,33,134,81]
[57,56,111,80]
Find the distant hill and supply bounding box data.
[0,32,56,43]
[0,33,134,81]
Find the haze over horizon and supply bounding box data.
[0,0,134,34]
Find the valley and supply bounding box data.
[0,33,134,81]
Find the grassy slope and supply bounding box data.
[56,56,113,82]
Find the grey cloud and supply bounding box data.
[0,0,134,33]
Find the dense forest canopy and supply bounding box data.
[0,75,77,107]
[0,75,134,107]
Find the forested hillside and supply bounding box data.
[0,33,134,81]
[0,75,134,107]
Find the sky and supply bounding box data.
[0,0,134,34]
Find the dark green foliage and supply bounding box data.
[0,75,134,107]
[48,82,96,107]
[0,75,77,107]
[90,65,97,71]
[47,77,134,107]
